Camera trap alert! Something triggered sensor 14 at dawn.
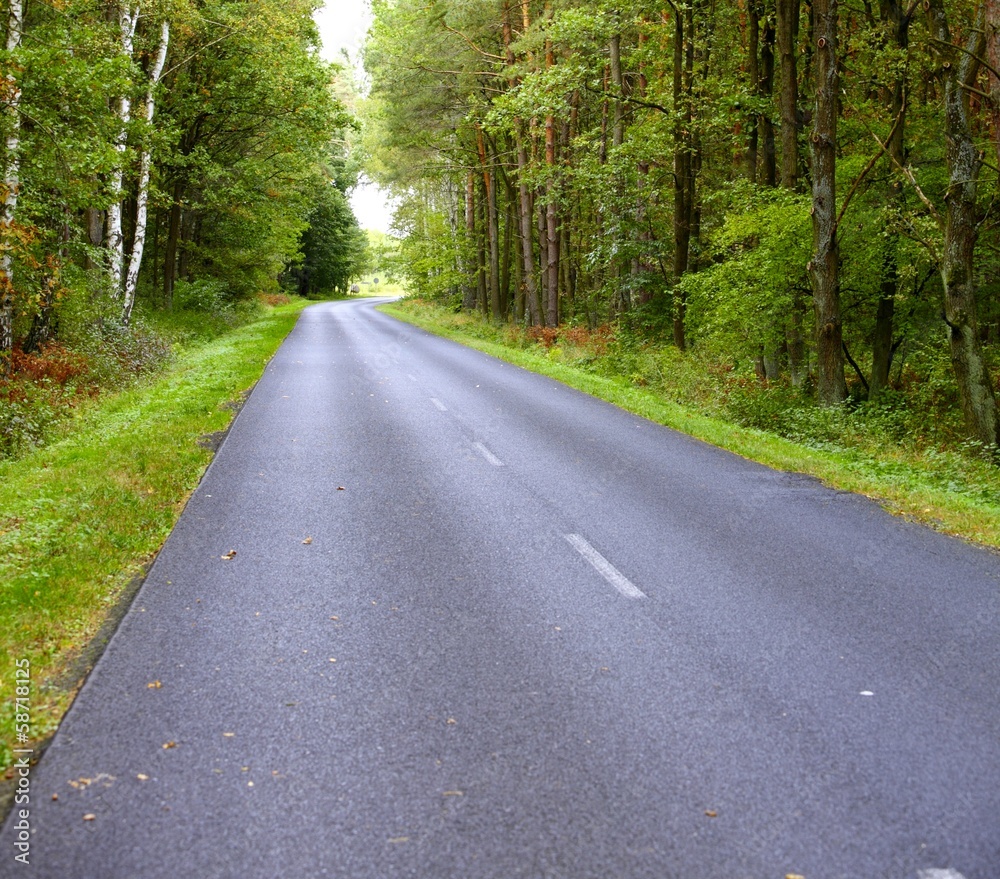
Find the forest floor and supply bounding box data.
[381,298,1000,552]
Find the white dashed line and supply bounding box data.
[473,442,504,466]
[564,534,645,599]
[918,870,969,879]
[431,398,448,412]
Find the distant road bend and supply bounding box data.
[3,297,999,878]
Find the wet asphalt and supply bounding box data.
[3,298,999,879]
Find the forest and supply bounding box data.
[362,0,1000,454]
[0,0,368,457]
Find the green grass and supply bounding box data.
[0,299,308,775]
[381,298,1000,551]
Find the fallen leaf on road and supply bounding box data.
[446,718,457,725]
[162,741,176,750]
[785,874,806,879]
[221,550,237,560]
[705,810,718,818]
[147,681,162,689]
[83,814,95,821]
[137,774,149,781]
[302,537,313,545]
[223,732,235,738]
[330,616,339,621]
[337,486,346,491]
[388,837,410,844]
[442,790,464,797]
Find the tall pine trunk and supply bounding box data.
[516,133,542,326]
[672,3,695,350]
[544,14,559,328]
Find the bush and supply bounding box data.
[0,344,96,459]
[173,279,231,313]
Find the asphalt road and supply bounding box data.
[4,298,999,879]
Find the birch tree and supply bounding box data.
[121,19,169,326]
[1,0,23,375]
[105,4,140,301]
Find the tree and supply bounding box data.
[809,0,846,405]
[294,178,369,295]
[1,0,23,375]
[924,0,999,448]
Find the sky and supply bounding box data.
[314,0,396,234]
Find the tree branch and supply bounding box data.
[837,100,906,230]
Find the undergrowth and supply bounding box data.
[0,290,269,461]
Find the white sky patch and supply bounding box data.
[315,0,395,233]
[315,0,371,63]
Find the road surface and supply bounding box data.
[4,298,999,878]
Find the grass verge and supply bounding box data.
[0,299,308,782]
[381,299,1000,551]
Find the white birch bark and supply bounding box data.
[121,19,169,326]
[106,4,140,301]
[1,0,24,370]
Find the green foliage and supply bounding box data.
[294,182,370,295]
[681,185,812,360]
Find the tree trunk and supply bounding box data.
[476,182,488,315]
[106,3,141,300]
[544,16,559,328]
[1,0,24,375]
[987,0,1000,168]
[501,192,514,318]
[760,10,777,187]
[163,183,182,310]
[462,171,477,309]
[927,0,1000,449]
[870,1,912,399]
[870,268,895,397]
[476,127,501,320]
[122,20,169,326]
[809,0,846,405]
[537,190,549,327]
[776,0,800,190]
[745,0,761,182]
[672,4,693,350]
[778,0,805,382]
[516,133,542,326]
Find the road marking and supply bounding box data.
[431,397,448,411]
[473,442,504,466]
[564,534,645,599]
[918,871,968,879]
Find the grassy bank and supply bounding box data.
[0,298,308,776]
[381,298,1000,551]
